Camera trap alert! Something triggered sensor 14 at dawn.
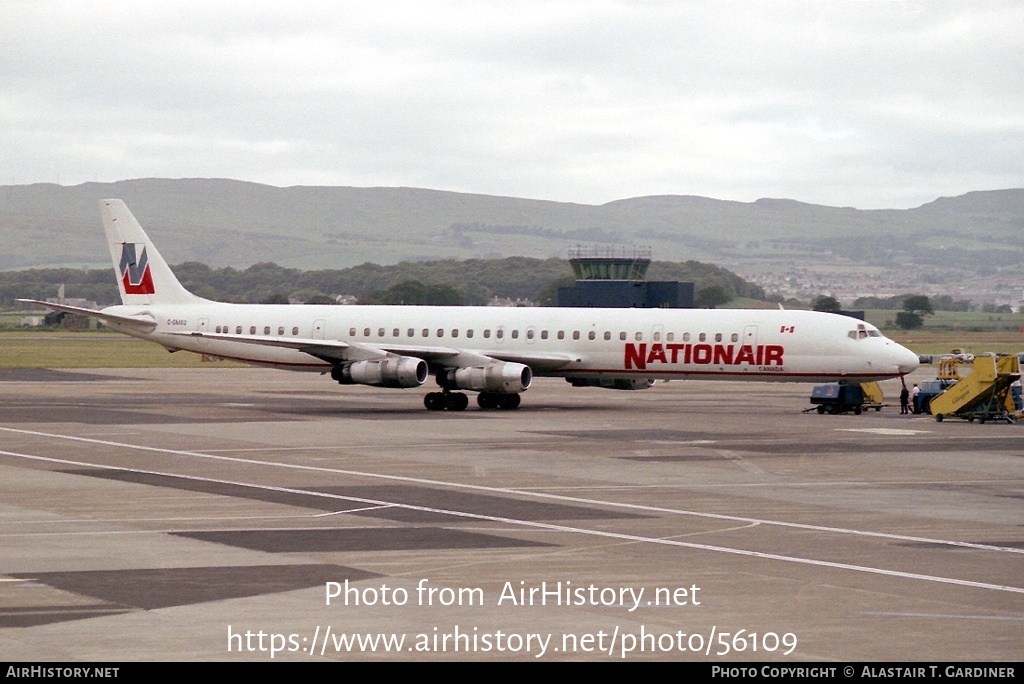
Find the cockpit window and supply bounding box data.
[849,323,883,340]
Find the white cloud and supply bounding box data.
[1,0,1021,208]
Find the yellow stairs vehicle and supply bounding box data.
[929,354,1021,424]
[860,381,885,410]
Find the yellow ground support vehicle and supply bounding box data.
[929,354,1021,424]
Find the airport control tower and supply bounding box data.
[557,246,694,308]
[567,246,651,281]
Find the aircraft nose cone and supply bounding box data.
[895,345,920,375]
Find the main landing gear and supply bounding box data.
[423,391,467,411]
[477,392,521,410]
[423,391,521,411]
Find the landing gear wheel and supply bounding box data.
[424,392,446,411]
[446,392,469,411]
[477,392,520,409]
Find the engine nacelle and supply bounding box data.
[443,362,532,394]
[332,356,428,388]
[567,378,654,391]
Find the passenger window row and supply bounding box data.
[215,325,300,336]
[339,327,744,343]
[212,324,746,344]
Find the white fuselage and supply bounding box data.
[103,302,919,384]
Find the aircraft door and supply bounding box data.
[742,325,758,372]
[196,318,210,351]
[743,325,758,346]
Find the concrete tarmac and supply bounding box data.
[0,367,1021,661]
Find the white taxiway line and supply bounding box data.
[1,443,1021,596]
[0,427,1022,598]
[1,426,1020,556]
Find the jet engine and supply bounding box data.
[443,361,532,394]
[567,378,654,391]
[332,356,428,388]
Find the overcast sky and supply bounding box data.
[3,1,1022,209]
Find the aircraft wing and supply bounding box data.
[377,344,572,371]
[169,331,389,363]
[483,350,575,372]
[18,299,158,333]
[170,331,572,371]
[168,331,467,365]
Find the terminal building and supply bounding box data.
[556,247,694,308]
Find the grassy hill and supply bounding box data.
[3,180,1022,276]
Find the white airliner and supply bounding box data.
[22,199,919,411]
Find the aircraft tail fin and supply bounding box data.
[101,199,203,306]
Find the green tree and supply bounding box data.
[461,283,493,306]
[895,295,932,330]
[364,280,463,305]
[901,295,934,316]
[894,311,924,330]
[423,283,462,306]
[695,285,730,309]
[812,295,842,313]
[931,295,972,312]
[289,288,334,305]
[536,275,576,306]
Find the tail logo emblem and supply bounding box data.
[118,243,155,295]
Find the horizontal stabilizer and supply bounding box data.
[18,299,158,333]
